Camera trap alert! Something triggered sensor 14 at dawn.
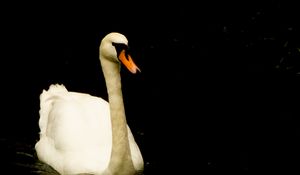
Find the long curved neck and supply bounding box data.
[100,57,135,175]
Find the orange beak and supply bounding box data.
[118,50,141,74]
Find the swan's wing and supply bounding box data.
[127,125,144,172]
[36,84,112,174]
[38,84,68,135]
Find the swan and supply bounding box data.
[35,32,144,175]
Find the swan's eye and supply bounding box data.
[112,42,128,50]
[112,42,129,59]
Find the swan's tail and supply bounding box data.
[38,84,68,135]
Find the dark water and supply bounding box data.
[2,1,300,174]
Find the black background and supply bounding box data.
[1,1,300,174]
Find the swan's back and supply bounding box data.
[35,84,112,174]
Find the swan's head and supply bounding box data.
[100,32,140,74]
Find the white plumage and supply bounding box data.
[35,33,144,175]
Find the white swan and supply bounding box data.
[35,32,144,175]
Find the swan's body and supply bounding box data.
[35,32,144,175]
